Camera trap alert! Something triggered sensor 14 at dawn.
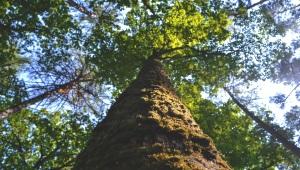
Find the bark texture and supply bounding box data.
[74,59,230,170]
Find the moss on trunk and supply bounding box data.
[73,59,231,170]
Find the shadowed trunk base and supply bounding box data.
[73,59,231,170]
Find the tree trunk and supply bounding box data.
[224,88,300,158]
[74,58,230,170]
[0,78,78,119]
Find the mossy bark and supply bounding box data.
[73,59,231,170]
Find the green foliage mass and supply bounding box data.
[86,0,233,91]
[0,0,299,169]
[0,109,94,169]
[177,81,298,169]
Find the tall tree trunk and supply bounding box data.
[74,58,230,170]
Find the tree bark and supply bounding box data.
[73,58,230,170]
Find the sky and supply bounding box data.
[195,0,299,129]
[255,18,300,124]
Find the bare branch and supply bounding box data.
[66,0,96,18]
[0,73,87,119]
[282,83,300,103]
[246,0,269,9]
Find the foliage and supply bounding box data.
[0,109,94,169]
[0,0,300,169]
[177,81,297,169]
[285,106,300,132]
[85,0,233,91]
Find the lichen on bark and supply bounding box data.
[73,59,231,170]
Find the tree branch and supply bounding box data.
[0,74,86,119]
[66,0,96,17]
[228,0,270,17]
[33,143,61,169]
[246,0,269,9]
[282,83,300,103]
[151,46,228,60]
[149,46,189,59]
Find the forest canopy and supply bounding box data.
[0,0,300,169]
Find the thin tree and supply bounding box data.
[224,87,300,158]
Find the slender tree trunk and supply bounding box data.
[224,88,300,158]
[0,76,82,119]
[74,58,230,170]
